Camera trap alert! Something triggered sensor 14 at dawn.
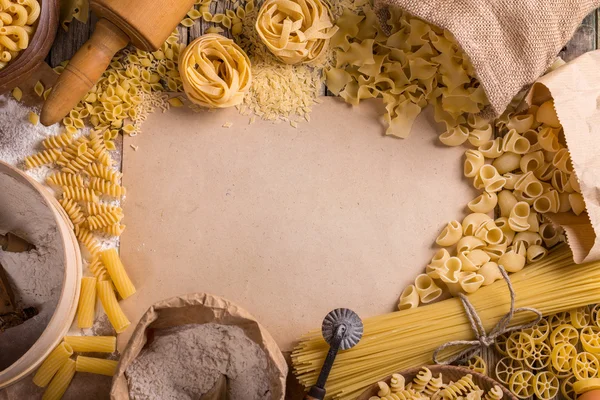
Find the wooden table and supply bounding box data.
[35,5,600,400]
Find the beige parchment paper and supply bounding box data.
[118,97,476,352]
[525,50,600,264]
[110,293,287,400]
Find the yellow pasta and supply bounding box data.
[62,148,96,174]
[77,277,97,329]
[28,111,39,125]
[413,274,442,303]
[64,336,116,353]
[41,358,76,400]
[47,172,84,188]
[435,220,462,246]
[24,148,61,169]
[89,177,126,198]
[478,261,501,285]
[58,198,85,226]
[74,225,101,257]
[97,280,130,333]
[62,186,99,203]
[88,256,110,281]
[75,356,118,376]
[439,125,469,146]
[100,248,136,300]
[397,284,419,310]
[43,131,75,149]
[569,193,586,215]
[459,272,484,294]
[468,124,493,146]
[502,130,530,154]
[533,190,560,214]
[462,213,491,236]
[463,149,485,178]
[32,342,74,387]
[467,192,497,213]
[537,100,561,128]
[498,242,526,272]
[12,86,22,101]
[87,210,123,230]
[508,202,531,232]
[492,152,521,174]
[479,165,506,193]
[478,138,504,159]
[99,223,126,237]
[86,202,123,216]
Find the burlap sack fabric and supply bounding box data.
[374,0,600,117]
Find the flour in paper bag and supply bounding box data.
[126,323,271,400]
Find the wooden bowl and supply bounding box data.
[357,365,517,400]
[0,0,60,93]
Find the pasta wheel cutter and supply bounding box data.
[305,308,363,400]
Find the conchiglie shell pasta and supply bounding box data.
[179,34,251,108]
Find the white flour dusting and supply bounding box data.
[0,172,64,370]
[126,324,272,400]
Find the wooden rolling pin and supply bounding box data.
[40,0,195,126]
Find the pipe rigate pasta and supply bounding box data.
[526,244,547,262]
[492,152,521,175]
[478,138,503,159]
[497,190,518,218]
[435,221,462,247]
[474,220,503,245]
[467,124,493,147]
[467,191,497,213]
[479,165,506,193]
[514,172,543,199]
[462,213,491,236]
[508,202,530,232]
[502,130,530,154]
[179,34,251,108]
[458,249,488,272]
[538,224,559,248]
[439,125,469,147]
[439,257,461,284]
[24,148,61,169]
[426,248,450,278]
[256,0,337,65]
[502,173,522,191]
[552,148,573,174]
[47,172,85,188]
[414,274,442,303]
[463,150,485,178]
[537,127,561,152]
[568,193,586,215]
[398,285,420,310]
[498,242,526,272]
[533,190,560,214]
[513,232,542,248]
[459,272,484,293]
[456,236,486,253]
[536,100,561,128]
[520,151,544,173]
[494,217,515,245]
[478,261,501,285]
[506,114,534,134]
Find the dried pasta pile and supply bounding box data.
[0,0,40,70]
[293,246,600,399]
[32,337,118,400]
[493,305,600,400]
[370,367,504,400]
[326,4,488,138]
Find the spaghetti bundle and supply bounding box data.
[292,246,600,399]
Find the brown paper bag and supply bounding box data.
[374,0,600,117]
[523,50,600,264]
[110,293,288,400]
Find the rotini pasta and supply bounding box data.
[58,198,85,226]
[62,148,96,174]
[88,256,110,281]
[74,225,101,257]
[86,202,123,216]
[99,223,126,237]
[87,210,123,230]
[47,172,84,188]
[62,186,99,203]
[89,177,126,198]
[43,131,74,149]
[24,149,61,169]
[85,163,122,183]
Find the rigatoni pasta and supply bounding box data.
[41,358,76,400]
[99,248,136,300]
[32,342,74,387]
[97,280,130,333]
[75,356,118,376]
[64,336,116,353]
[77,277,97,329]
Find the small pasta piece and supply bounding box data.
[540,223,561,248]
[558,192,572,213]
[498,190,518,218]
[97,280,130,333]
[426,248,450,278]
[459,272,484,293]
[87,211,123,230]
[77,277,97,329]
[552,148,573,174]
[439,125,469,146]
[520,151,544,173]
[515,172,544,199]
[63,336,116,353]
[90,177,126,198]
[24,148,61,169]
[74,225,101,257]
[483,241,509,261]
[439,257,462,284]
[478,138,503,159]
[12,86,22,101]
[414,274,442,303]
[479,165,506,193]
[508,202,531,232]
[398,284,419,310]
[569,172,581,193]
[62,148,96,174]
[63,186,99,203]
[29,111,40,125]
[412,367,433,392]
[47,172,84,188]
[533,190,560,214]
[513,231,542,248]
[100,248,136,300]
[569,193,586,215]
[498,242,526,272]
[390,373,405,393]
[32,342,74,387]
[468,124,493,146]
[506,113,534,133]
[99,224,126,237]
[551,169,570,193]
[495,217,515,245]
[88,257,110,281]
[43,131,74,149]
[492,152,521,174]
[85,163,122,183]
[435,220,462,246]
[462,213,492,236]
[58,198,85,225]
[42,358,76,400]
[457,235,486,252]
[478,261,501,285]
[502,130,530,154]
[86,202,123,216]
[377,381,391,397]
[526,244,548,262]
[538,127,561,152]
[536,100,561,128]
[468,192,497,213]
[484,385,503,400]
[474,220,504,245]
[75,356,118,376]
[464,149,485,178]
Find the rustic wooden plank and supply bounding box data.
[559,11,597,62]
[48,9,93,67]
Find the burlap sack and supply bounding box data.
[374,0,600,117]
[110,293,288,400]
[523,50,600,264]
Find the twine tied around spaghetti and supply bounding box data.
[433,266,543,365]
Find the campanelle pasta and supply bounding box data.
[179,34,251,108]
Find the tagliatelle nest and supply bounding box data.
[179,34,252,108]
[255,0,338,65]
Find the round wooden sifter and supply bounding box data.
[356,365,517,400]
